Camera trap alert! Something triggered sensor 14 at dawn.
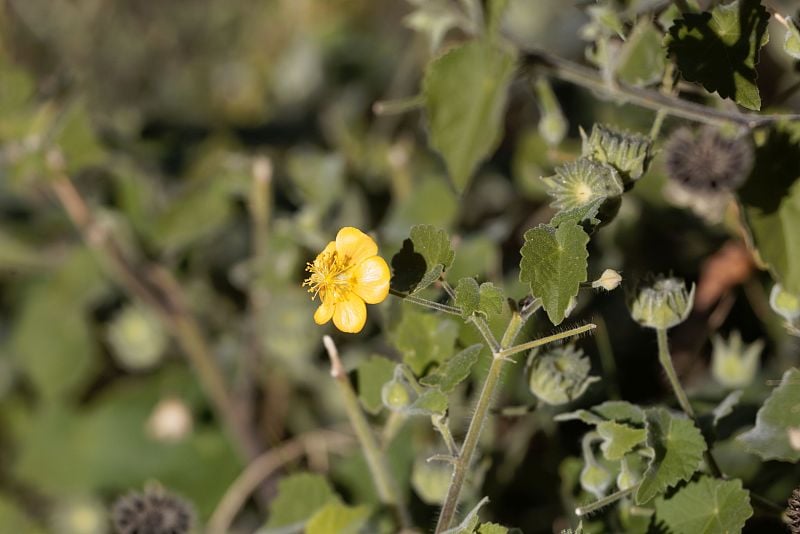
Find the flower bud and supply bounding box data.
[630,276,695,330]
[581,124,653,185]
[542,157,624,212]
[592,269,622,291]
[528,344,599,406]
[107,305,167,371]
[616,455,641,491]
[770,284,800,322]
[381,379,412,412]
[711,331,763,389]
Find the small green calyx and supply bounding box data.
[581,124,653,185]
[710,331,763,389]
[381,379,412,411]
[630,276,695,330]
[542,157,624,212]
[528,344,599,406]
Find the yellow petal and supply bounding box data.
[353,256,390,304]
[335,227,378,266]
[320,240,336,256]
[314,298,334,325]
[332,293,367,333]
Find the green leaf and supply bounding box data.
[392,224,456,293]
[784,16,800,60]
[412,224,455,274]
[635,408,707,504]
[391,307,459,375]
[655,477,752,534]
[454,278,505,318]
[442,496,489,534]
[421,344,483,392]
[665,0,770,110]
[423,39,517,191]
[265,473,338,530]
[738,367,800,461]
[408,387,449,415]
[478,524,509,534]
[738,124,800,294]
[597,421,647,461]
[154,176,232,251]
[616,19,667,86]
[305,502,370,534]
[519,222,590,325]
[357,356,396,415]
[555,400,646,426]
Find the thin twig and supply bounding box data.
[207,429,354,534]
[523,49,800,128]
[389,288,463,315]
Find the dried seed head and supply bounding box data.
[663,126,753,192]
[112,486,194,534]
[528,344,600,406]
[787,487,800,534]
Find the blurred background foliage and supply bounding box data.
[0,0,799,533]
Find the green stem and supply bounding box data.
[495,323,597,360]
[656,328,723,478]
[435,312,525,532]
[389,288,462,315]
[575,485,638,516]
[322,336,411,528]
[469,316,501,353]
[523,50,800,128]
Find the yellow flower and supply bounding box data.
[303,227,390,333]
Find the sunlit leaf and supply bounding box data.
[305,502,370,534]
[519,222,589,325]
[654,477,752,534]
[391,306,459,375]
[784,16,800,60]
[357,356,396,415]
[616,19,666,86]
[420,344,482,392]
[597,421,647,461]
[665,0,769,110]
[265,473,338,530]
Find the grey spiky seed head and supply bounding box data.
[112,486,194,534]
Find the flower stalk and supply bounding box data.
[435,314,593,532]
[322,336,410,527]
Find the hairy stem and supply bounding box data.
[523,49,800,128]
[435,312,525,532]
[323,336,411,528]
[389,288,463,315]
[575,485,638,517]
[656,328,723,478]
[495,323,597,360]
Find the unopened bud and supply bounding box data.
[630,276,694,330]
[528,344,599,406]
[592,269,622,291]
[711,331,762,389]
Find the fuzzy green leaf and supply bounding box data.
[616,19,666,86]
[265,473,338,530]
[392,224,457,293]
[519,222,590,325]
[408,387,449,415]
[738,124,800,294]
[555,400,646,426]
[784,17,800,60]
[420,344,483,392]
[442,496,489,534]
[478,523,509,534]
[391,307,459,375]
[665,0,769,110]
[423,39,516,191]
[738,367,800,461]
[636,408,708,504]
[357,356,397,414]
[655,477,752,534]
[305,502,370,534]
[597,421,648,461]
[454,278,505,318]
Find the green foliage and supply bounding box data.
[785,17,800,60]
[391,306,459,375]
[408,387,449,415]
[519,222,589,325]
[423,39,516,191]
[420,344,483,392]
[555,400,646,426]
[305,502,370,534]
[392,224,456,293]
[615,19,666,86]
[654,477,752,534]
[738,124,800,294]
[357,356,396,414]
[738,367,800,461]
[265,473,338,530]
[636,408,707,504]
[666,0,770,110]
[454,278,504,318]
[597,421,647,461]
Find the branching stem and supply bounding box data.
[389,288,463,315]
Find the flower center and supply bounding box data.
[303,251,354,303]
